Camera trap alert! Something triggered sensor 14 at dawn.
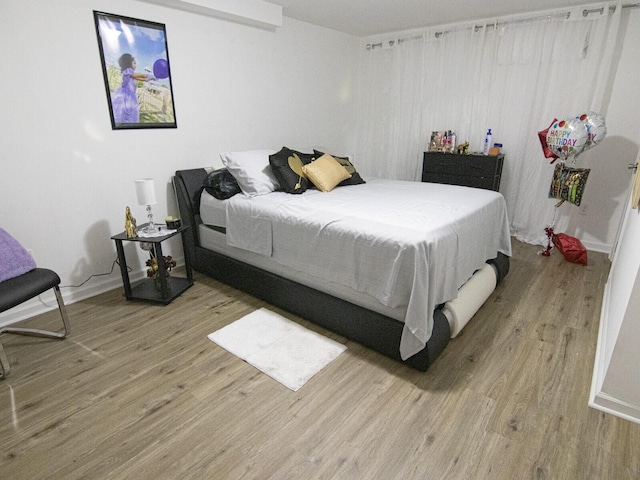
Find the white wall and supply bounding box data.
[0,0,358,324]
[568,7,640,252]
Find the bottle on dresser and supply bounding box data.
[483,129,492,155]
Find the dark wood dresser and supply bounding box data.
[422,152,504,191]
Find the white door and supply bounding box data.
[589,150,640,423]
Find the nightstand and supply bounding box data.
[111,224,194,304]
[422,152,504,191]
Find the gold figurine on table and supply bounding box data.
[457,141,470,155]
[125,206,138,238]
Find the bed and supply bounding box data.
[174,149,511,371]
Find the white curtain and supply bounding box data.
[354,2,621,245]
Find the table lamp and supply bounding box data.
[135,178,158,234]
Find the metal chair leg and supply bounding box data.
[0,285,70,379]
[0,343,10,379]
[0,285,70,339]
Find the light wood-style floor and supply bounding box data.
[1,240,639,479]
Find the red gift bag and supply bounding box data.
[552,233,588,265]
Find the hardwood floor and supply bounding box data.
[1,240,638,479]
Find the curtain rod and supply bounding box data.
[367,11,568,48]
[584,2,640,16]
[366,2,639,50]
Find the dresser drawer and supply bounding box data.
[422,173,497,190]
[421,152,460,174]
[457,155,500,176]
[422,152,504,191]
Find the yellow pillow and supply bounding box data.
[301,154,351,192]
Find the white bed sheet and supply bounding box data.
[203,178,511,360]
[198,224,406,321]
[200,193,227,228]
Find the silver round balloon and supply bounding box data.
[578,111,607,152]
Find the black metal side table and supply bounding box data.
[111,224,193,304]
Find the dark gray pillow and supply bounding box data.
[269,147,316,194]
[313,150,366,187]
[203,168,241,200]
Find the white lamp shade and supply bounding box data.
[135,178,157,206]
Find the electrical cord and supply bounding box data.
[60,258,131,289]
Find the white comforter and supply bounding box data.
[224,178,511,360]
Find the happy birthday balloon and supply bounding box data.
[577,111,607,152]
[538,118,560,162]
[546,117,588,160]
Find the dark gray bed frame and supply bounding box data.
[174,168,509,371]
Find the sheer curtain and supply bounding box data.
[354,2,621,245]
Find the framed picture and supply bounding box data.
[93,11,177,130]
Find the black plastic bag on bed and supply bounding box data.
[203,168,242,200]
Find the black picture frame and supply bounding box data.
[93,11,177,130]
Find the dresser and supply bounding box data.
[422,152,504,191]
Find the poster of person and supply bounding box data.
[93,11,177,129]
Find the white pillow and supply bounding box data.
[220,149,280,197]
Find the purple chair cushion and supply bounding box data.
[0,228,37,283]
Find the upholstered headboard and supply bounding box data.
[173,168,208,263]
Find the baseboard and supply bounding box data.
[583,239,611,254]
[0,255,185,328]
[589,280,611,400]
[0,275,127,328]
[589,392,640,425]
